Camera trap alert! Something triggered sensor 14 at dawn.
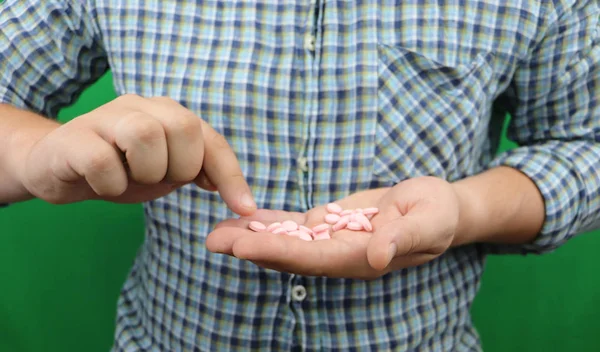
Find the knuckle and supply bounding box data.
[133,168,166,185]
[44,192,67,205]
[407,233,421,256]
[228,171,245,183]
[99,182,128,197]
[210,131,232,150]
[116,93,143,104]
[151,96,180,105]
[123,114,164,144]
[398,220,421,256]
[85,149,117,175]
[169,165,201,183]
[34,183,64,204]
[410,224,422,252]
[168,113,203,139]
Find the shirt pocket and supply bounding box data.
[373,43,495,184]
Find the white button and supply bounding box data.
[304,33,315,51]
[297,156,308,172]
[291,285,307,302]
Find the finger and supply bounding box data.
[142,97,205,183]
[142,97,255,215]
[366,215,425,271]
[113,112,168,184]
[105,181,185,204]
[253,251,434,276]
[205,227,254,255]
[207,209,306,252]
[68,130,129,197]
[232,235,367,278]
[199,122,256,216]
[232,232,328,276]
[388,253,439,271]
[221,228,371,278]
[367,196,455,271]
[195,169,217,192]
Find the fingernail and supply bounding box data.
[241,193,256,210]
[386,243,397,266]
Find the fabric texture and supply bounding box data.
[1,0,599,350]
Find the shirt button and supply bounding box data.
[297,156,308,172]
[291,285,307,302]
[304,33,315,51]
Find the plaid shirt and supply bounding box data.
[2,0,599,350]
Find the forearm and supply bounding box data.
[0,103,59,203]
[450,166,545,247]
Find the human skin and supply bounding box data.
[0,98,543,276]
[207,167,544,278]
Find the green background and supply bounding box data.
[1,72,599,352]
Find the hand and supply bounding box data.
[206,176,460,279]
[18,94,256,215]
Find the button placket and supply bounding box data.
[297,156,308,172]
[291,285,307,302]
[304,32,316,52]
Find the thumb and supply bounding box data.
[366,214,426,271]
[197,121,256,216]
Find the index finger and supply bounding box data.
[200,121,257,216]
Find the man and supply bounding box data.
[1,0,598,350]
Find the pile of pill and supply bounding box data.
[247,202,379,241]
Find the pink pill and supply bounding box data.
[272,227,288,235]
[346,222,363,231]
[355,208,363,213]
[248,221,267,232]
[332,215,351,231]
[299,225,313,235]
[313,232,331,240]
[266,222,282,232]
[340,209,353,216]
[299,230,313,238]
[355,213,373,231]
[312,223,330,233]
[314,227,330,237]
[326,203,343,214]
[324,213,341,224]
[282,220,299,231]
[288,230,304,237]
[362,207,379,216]
[314,227,330,235]
[298,232,313,241]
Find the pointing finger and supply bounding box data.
[199,122,256,216]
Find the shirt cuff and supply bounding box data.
[0,85,30,111]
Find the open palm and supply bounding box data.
[206,176,459,279]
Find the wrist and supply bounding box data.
[6,119,59,192]
[450,180,485,247]
[448,166,545,247]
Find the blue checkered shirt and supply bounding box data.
[2,0,599,350]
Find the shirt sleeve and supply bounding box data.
[0,0,108,118]
[481,0,600,255]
